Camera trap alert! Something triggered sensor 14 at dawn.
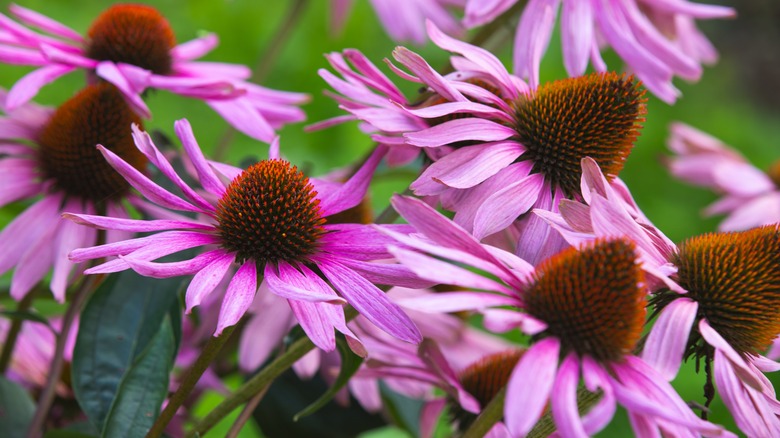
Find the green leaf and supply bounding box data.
[102,315,176,438]
[71,271,182,432]
[293,335,364,420]
[0,309,53,328]
[0,376,36,438]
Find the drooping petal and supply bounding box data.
[216,261,258,335]
[316,256,421,344]
[641,298,698,381]
[265,262,347,304]
[185,251,235,313]
[551,353,587,438]
[505,337,560,436]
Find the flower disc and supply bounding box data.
[673,225,780,355]
[86,4,176,74]
[216,159,326,265]
[524,239,645,362]
[38,83,145,202]
[513,72,646,197]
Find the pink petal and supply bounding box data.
[513,0,559,87]
[238,288,293,371]
[51,200,96,301]
[97,145,201,213]
[206,98,276,143]
[185,252,234,313]
[473,173,545,239]
[316,256,421,344]
[94,62,151,117]
[412,142,523,195]
[404,118,516,148]
[63,213,211,233]
[6,64,75,110]
[317,145,386,216]
[216,261,258,335]
[265,262,347,304]
[561,0,593,76]
[0,194,61,275]
[505,337,560,436]
[425,20,517,99]
[483,309,547,335]
[641,298,697,381]
[419,398,446,438]
[121,249,225,279]
[9,4,83,42]
[395,291,518,313]
[172,34,219,61]
[551,353,587,437]
[391,47,465,102]
[130,124,214,211]
[699,319,764,390]
[11,212,59,300]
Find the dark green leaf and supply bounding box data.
[293,335,364,420]
[0,376,35,438]
[102,315,175,438]
[71,271,182,432]
[0,309,53,328]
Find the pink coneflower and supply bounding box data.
[536,164,780,435]
[0,83,152,301]
[464,0,734,103]
[642,225,780,437]
[65,119,422,352]
[383,195,728,437]
[0,4,307,141]
[329,0,464,44]
[321,22,647,263]
[666,122,780,231]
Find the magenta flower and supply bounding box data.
[539,159,780,435]
[382,195,729,437]
[467,0,735,103]
[0,83,155,301]
[321,22,647,264]
[666,122,780,231]
[642,225,780,437]
[329,0,464,44]
[65,119,422,352]
[0,4,307,141]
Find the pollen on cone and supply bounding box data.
[216,159,326,265]
[85,4,176,74]
[513,72,647,197]
[37,83,145,202]
[524,238,646,363]
[673,225,780,355]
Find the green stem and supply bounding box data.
[462,386,506,438]
[212,0,310,161]
[186,334,315,437]
[224,379,270,438]
[26,275,101,438]
[0,291,37,373]
[146,324,238,438]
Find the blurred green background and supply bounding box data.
[0,0,777,436]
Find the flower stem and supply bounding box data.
[188,306,359,437]
[0,291,37,373]
[225,381,270,438]
[186,334,315,437]
[462,386,506,438]
[213,0,310,161]
[146,324,238,438]
[25,275,102,438]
